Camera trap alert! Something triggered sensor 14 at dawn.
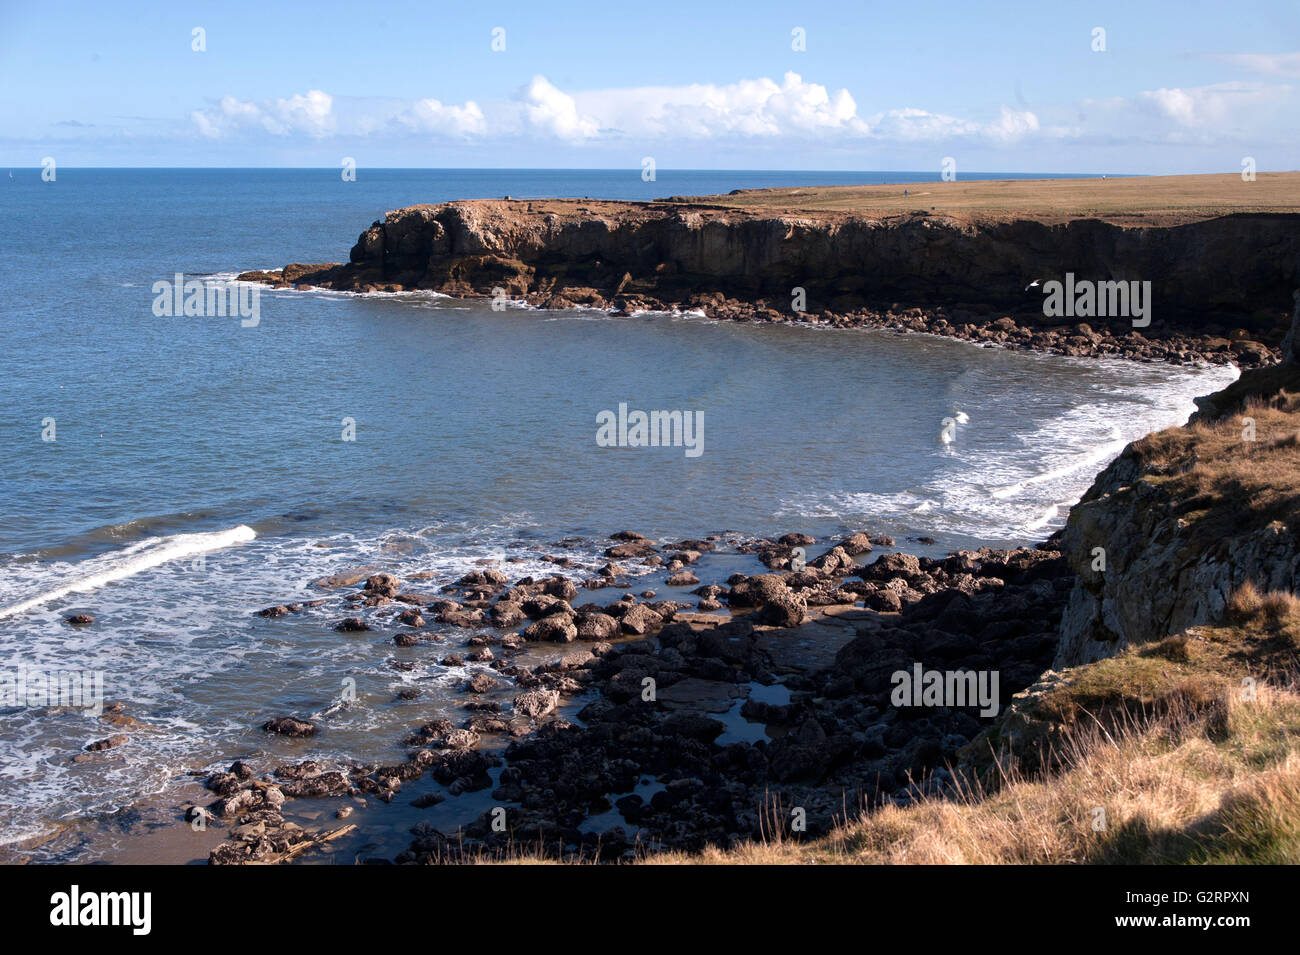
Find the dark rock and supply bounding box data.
[263,717,317,738]
[620,603,664,635]
[514,689,560,720]
[576,611,620,641]
[524,612,578,642]
[466,673,502,694]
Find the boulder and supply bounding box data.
[524,612,578,642]
[728,573,794,607]
[263,717,317,738]
[364,573,400,597]
[513,689,560,720]
[576,611,620,641]
[620,603,664,635]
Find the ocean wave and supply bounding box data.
[778,361,1238,542]
[0,510,626,847]
[0,525,256,619]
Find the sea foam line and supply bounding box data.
[0,525,256,619]
[989,432,1128,501]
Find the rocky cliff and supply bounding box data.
[242,197,1300,365]
[1054,358,1300,666]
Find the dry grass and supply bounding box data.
[1229,581,1300,621]
[691,172,1300,227]
[483,597,1300,865]
[415,173,1300,236]
[624,678,1300,865]
[1116,370,1300,544]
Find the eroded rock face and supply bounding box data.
[251,199,1299,353]
[1056,493,1300,667]
[1280,289,1300,364]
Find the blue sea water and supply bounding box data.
[0,169,1233,854]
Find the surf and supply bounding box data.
[0,525,256,619]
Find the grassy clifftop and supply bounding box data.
[697,172,1300,227]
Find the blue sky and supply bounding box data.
[1,0,1297,171]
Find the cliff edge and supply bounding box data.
[1055,343,1300,666]
[240,174,1300,367]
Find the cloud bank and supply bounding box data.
[185,64,1296,158]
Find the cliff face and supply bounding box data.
[1054,362,1300,667]
[332,200,1299,335]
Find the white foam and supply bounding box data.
[0,525,256,619]
[778,360,1238,543]
[990,430,1127,500]
[1024,500,1075,533]
[208,271,454,302]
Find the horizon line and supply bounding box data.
[1,165,1153,175]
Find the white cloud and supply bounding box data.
[398,98,488,138]
[1141,87,1198,125]
[868,107,975,141]
[522,75,600,141]
[272,90,334,136]
[192,95,259,138]
[192,89,335,138]
[865,104,1038,143]
[987,105,1040,142]
[1137,81,1293,130]
[186,73,1293,157]
[189,74,881,145]
[193,89,488,141]
[571,72,867,139]
[1209,51,1300,78]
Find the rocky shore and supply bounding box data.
[238,185,1300,367]
[198,340,1300,863]
[198,528,1072,864]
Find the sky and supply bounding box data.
[1,0,1297,172]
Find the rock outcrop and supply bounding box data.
[240,198,1300,364]
[1054,361,1300,666]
